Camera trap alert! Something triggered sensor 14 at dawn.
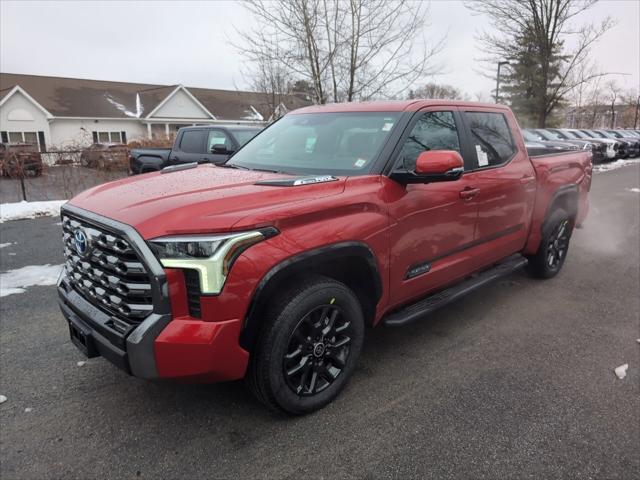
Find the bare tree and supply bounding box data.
[244,39,292,121]
[606,81,624,128]
[467,0,615,127]
[409,83,467,100]
[234,0,443,104]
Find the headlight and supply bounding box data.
[150,228,277,294]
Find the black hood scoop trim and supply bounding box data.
[255,175,338,187]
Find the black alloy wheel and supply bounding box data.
[545,219,570,270]
[527,208,574,279]
[246,275,364,415]
[283,304,352,396]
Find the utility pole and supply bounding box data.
[634,95,639,129]
[495,61,510,104]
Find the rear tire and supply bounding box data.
[527,208,574,279]
[246,275,364,415]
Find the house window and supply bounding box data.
[1,131,46,151]
[92,131,125,144]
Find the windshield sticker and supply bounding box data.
[354,159,367,168]
[382,122,394,132]
[476,145,489,167]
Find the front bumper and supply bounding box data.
[57,204,250,382]
[58,262,172,378]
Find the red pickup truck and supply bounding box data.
[58,100,591,414]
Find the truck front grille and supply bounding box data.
[62,214,153,333]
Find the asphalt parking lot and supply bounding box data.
[1,163,639,480]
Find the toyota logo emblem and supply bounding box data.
[74,228,91,258]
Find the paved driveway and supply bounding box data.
[1,164,638,479]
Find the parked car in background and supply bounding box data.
[80,143,128,170]
[522,130,579,156]
[579,130,630,159]
[603,130,640,157]
[59,100,592,414]
[548,129,617,161]
[0,143,43,177]
[532,128,604,163]
[129,125,263,174]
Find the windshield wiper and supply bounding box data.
[251,167,287,174]
[218,163,250,170]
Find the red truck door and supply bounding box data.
[459,109,537,266]
[385,108,480,307]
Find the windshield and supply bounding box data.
[568,130,589,139]
[539,129,562,141]
[230,129,261,146]
[228,112,401,175]
[594,130,614,139]
[522,130,542,142]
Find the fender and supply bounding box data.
[239,241,382,350]
[525,183,579,255]
[543,184,579,234]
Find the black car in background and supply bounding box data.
[578,129,627,159]
[603,130,640,157]
[129,125,263,174]
[522,130,579,156]
[543,129,609,163]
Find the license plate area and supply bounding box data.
[68,317,99,358]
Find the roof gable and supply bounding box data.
[145,85,216,120]
[0,85,53,118]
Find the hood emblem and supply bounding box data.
[255,175,338,187]
[74,228,91,258]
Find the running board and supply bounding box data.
[383,254,528,327]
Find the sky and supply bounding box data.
[1,0,638,100]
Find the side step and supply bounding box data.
[383,254,528,327]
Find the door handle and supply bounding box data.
[459,187,480,200]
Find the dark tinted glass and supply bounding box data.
[397,111,460,171]
[465,112,515,167]
[180,130,206,153]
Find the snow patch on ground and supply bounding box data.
[0,200,66,223]
[0,264,64,297]
[0,242,14,249]
[593,158,640,173]
[614,364,628,379]
[0,395,7,404]
[626,187,640,193]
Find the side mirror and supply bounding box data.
[393,150,464,184]
[211,143,229,154]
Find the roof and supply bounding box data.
[0,73,310,120]
[292,99,505,114]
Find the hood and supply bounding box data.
[68,164,346,238]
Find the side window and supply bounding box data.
[179,130,206,153]
[396,111,461,171]
[465,112,515,168]
[207,130,232,151]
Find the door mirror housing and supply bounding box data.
[211,143,230,154]
[392,150,464,184]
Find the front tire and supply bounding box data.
[247,276,365,415]
[527,208,574,279]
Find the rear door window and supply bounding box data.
[179,130,206,153]
[464,112,516,168]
